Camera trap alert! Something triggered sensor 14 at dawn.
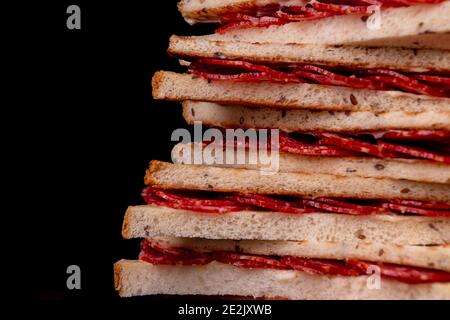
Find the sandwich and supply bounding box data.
[153,40,450,184]
[154,38,450,111]
[115,237,450,299]
[114,160,450,299]
[115,0,450,300]
[178,0,450,49]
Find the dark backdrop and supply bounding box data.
[35,0,216,302]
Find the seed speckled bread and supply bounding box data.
[114,260,450,299]
[169,36,450,71]
[144,161,450,201]
[182,101,450,132]
[152,72,450,113]
[172,143,450,184]
[122,205,450,245]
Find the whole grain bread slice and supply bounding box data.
[145,160,450,201]
[152,71,450,113]
[169,35,450,71]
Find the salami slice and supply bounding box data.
[388,199,450,210]
[381,202,450,217]
[139,249,213,266]
[412,74,450,85]
[375,130,450,142]
[318,133,401,158]
[360,69,448,97]
[141,239,190,256]
[378,141,450,164]
[216,14,288,33]
[142,187,251,214]
[280,133,360,157]
[347,259,450,284]
[282,256,362,276]
[302,199,383,215]
[315,198,389,214]
[223,194,315,214]
[214,251,288,269]
[311,2,375,14]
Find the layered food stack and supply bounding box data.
[114,0,450,299]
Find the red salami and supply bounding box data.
[275,6,335,21]
[360,69,448,97]
[142,187,251,214]
[293,65,390,90]
[216,14,289,33]
[381,202,450,217]
[223,193,315,214]
[281,256,362,276]
[347,259,450,284]
[375,130,450,142]
[378,141,450,164]
[388,199,450,210]
[280,133,359,157]
[302,199,384,215]
[214,251,288,269]
[317,133,401,158]
[315,198,389,214]
[189,59,450,97]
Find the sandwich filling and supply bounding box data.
[139,239,450,284]
[217,130,450,164]
[142,187,450,216]
[189,58,450,98]
[213,0,447,33]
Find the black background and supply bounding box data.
[29,0,447,313]
[34,0,213,303]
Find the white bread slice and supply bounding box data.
[204,2,450,50]
[114,260,450,299]
[153,237,450,271]
[123,205,450,245]
[169,36,450,72]
[172,143,450,184]
[152,72,450,113]
[182,101,450,132]
[145,161,450,202]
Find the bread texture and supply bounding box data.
[152,72,450,113]
[204,2,450,50]
[152,236,450,271]
[145,161,450,201]
[172,143,450,184]
[169,36,450,72]
[123,205,450,245]
[114,260,450,299]
[182,101,450,132]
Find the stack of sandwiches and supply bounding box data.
[115,0,450,300]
